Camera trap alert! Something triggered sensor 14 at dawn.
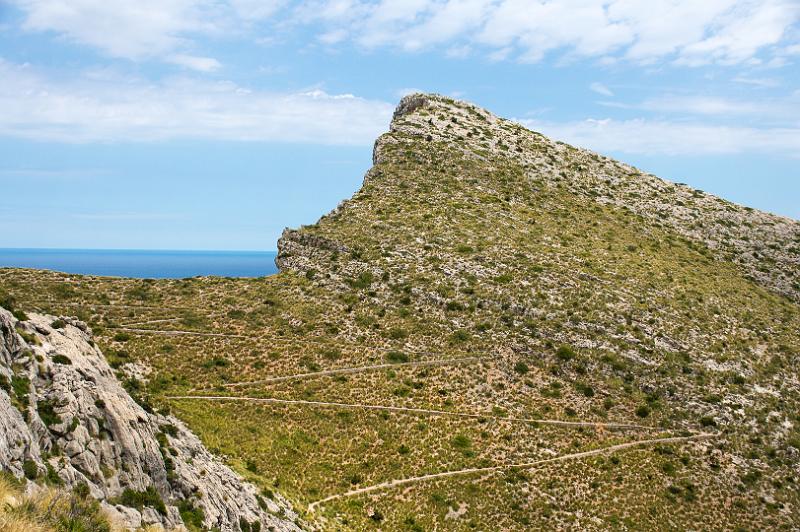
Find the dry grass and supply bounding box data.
[0,474,131,532]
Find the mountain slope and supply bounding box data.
[1,93,798,531]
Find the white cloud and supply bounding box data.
[11,0,222,59]
[167,54,222,72]
[0,60,393,144]
[296,0,800,66]
[732,76,780,88]
[10,0,799,68]
[230,0,285,21]
[640,95,768,115]
[519,116,800,156]
[590,82,614,96]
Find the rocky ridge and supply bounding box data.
[0,306,301,531]
[279,93,800,302]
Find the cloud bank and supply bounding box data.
[0,61,393,144]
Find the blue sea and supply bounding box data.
[0,248,279,279]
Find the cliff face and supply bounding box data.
[0,307,300,531]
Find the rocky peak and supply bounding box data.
[291,93,800,302]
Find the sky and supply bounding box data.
[0,0,798,251]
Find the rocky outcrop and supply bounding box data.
[381,93,800,302]
[275,227,350,275]
[0,307,302,531]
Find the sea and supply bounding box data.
[0,248,279,279]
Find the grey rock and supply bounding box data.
[0,307,302,532]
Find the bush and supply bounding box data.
[451,434,471,449]
[556,345,576,361]
[386,351,409,363]
[513,361,529,375]
[113,332,131,342]
[348,271,374,290]
[388,327,408,340]
[494,273,513,284]
[52,354,72,365]
[11,375,30,405]
[202,357,230,369]
[450,329,470,343]
[635,405,651,418]
[700,416,717,427]
[576,382,594,397]
[22,459,38,480]
[178,499,206,530]
[116,486,167,515]
[0,290,16,311]
[37,400,62,427]
[50,319,66,329]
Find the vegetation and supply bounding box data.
[0,474,122,532]
[1,94,798,530]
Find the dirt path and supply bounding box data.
[119,317,182,327]
[220,356,483,388]
[307,433,713,511]
[117,328,246,338]
[167,395,659,431]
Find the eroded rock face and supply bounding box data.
[0,307,301,531]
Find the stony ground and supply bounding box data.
[1,94,798,531]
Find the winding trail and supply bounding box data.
[116,328,246,338]
[220,356,483,388]
[119,317,182,327]
[307,433,714,512]
[167,395,659,431]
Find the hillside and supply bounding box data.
[1,93,799,531]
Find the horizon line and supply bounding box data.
[0,247,278,254]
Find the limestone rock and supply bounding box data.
[0,307,301,532]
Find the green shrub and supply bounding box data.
[178,499,206,530]
[0,290,17,310]
[494,273,513,284]
[450,329,470,343]
[635,405,651,418]
[556,345,576,361]
[22,459,38,480]
[386,351,409,363]
[513,361,529,375]
[11,375,30,405]
[113,332,131,342]
[37,399,62,427]
[451,434,471,449]
[348,271,374,290]
[202,357,230,369]
[388,327,408,340]
[52,354,72,365]
[50,319,66,329]
[45,463,63,486]
[700,416,717,427]
[115,486,167,515]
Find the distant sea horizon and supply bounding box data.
[0,248,279,279]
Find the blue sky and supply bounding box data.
[0,0,798,250]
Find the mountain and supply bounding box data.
[1,93,799,531]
